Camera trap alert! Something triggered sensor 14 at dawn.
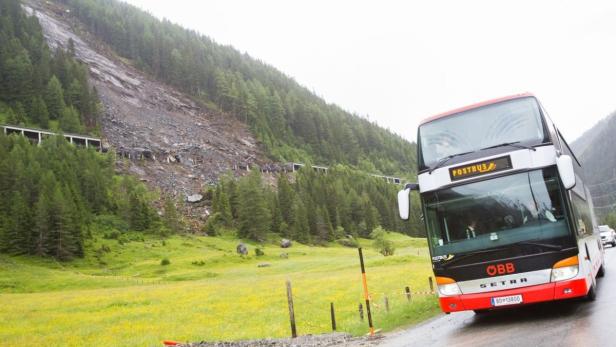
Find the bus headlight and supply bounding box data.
[551,265,579,282]
[436,276,461,296]
[551,256,579,282]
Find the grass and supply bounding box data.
[0,230,440,346]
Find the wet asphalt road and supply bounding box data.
[380,246,616,347]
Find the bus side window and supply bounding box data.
[571,192,592,236]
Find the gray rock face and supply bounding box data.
[236,243,248,255]
[280,238,292,248]
[26,2,264,231]
[186,193,203,203]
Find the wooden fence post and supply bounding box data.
[384,296,390,313]
[359,303,364,321]
[330,302,336,331]
[358,248,374,336]
[286,280,297,338]
[405,286,411,302]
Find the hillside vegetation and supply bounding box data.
[56,0,417,175]
[0,231,439,346]
[571,110,616,220]
[207,167,424,244]
[0,133,182,260]
[0,0,99,133]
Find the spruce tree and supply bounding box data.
[290,198,310,243]
[30,96,49,128]
[44,75,65,120]
[237,170,270,241]
[163,196,182,233]
[59,106,83,133]
[277,174,294,225]
[33,186,52,257]
[1,191,31,254]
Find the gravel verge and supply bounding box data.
[176,333,383,347]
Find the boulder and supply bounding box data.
[186,193,203,203]
[280,238,292,248]
[236,243,248,255]
[257,263,271,268]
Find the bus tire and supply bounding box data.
[586,280,597,301]
[598,264,605,278]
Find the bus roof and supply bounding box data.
[419,92,535,126]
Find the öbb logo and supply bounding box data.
[486,263,515,276]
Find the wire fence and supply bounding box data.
[280,275,439,337]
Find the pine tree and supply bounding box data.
[1,191,31,254]
[290,198,310,243]
[270,194,283,234]
[66,78,84,111]
[128,192,152,231]
[163,196,182,233]
[217,188,232,227]
[44,75,65,120]
[59,106,83,133]
[277,174,294,225]
[46,185,77,260]
[33,185,52,257]
[315,207,334,243]
[237,170,270,241]
[30,96,49,128]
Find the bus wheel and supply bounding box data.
[598,264,605,278]
[586,280,597,301]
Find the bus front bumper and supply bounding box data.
[439,278,588,313]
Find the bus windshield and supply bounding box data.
[423,167,569,257]
[418,97,547,169]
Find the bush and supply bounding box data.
[202,212,222,236]
[160,258,171,266]
[255,248,265,257]
[191,260,206,266]
[337,236,359,248]
[93,214,129,232]
[103,231,120,240]
[371,227,395,256]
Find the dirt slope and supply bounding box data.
[25,0,265,225]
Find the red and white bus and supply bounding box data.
[397,93,605,313]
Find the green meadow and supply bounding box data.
[0,231,440,346]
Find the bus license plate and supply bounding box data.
[491,294,523,307]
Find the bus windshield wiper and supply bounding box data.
[428,150,475,174]
[480,141,537,152]
[512,241,562,251]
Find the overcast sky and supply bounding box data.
[123,0,616,143]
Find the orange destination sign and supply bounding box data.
[449,156,512,181]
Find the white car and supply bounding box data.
[599,225,616,247]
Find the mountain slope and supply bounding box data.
[53,0,417,176]
[571,110,616,215]
[27,0,264,202]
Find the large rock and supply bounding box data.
[280,238,292,248]
[236,243,248,255]
[186,193,203,203]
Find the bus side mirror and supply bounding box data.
[398,188,411,220]
[557,155,576,189]
[398,183,419,220]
